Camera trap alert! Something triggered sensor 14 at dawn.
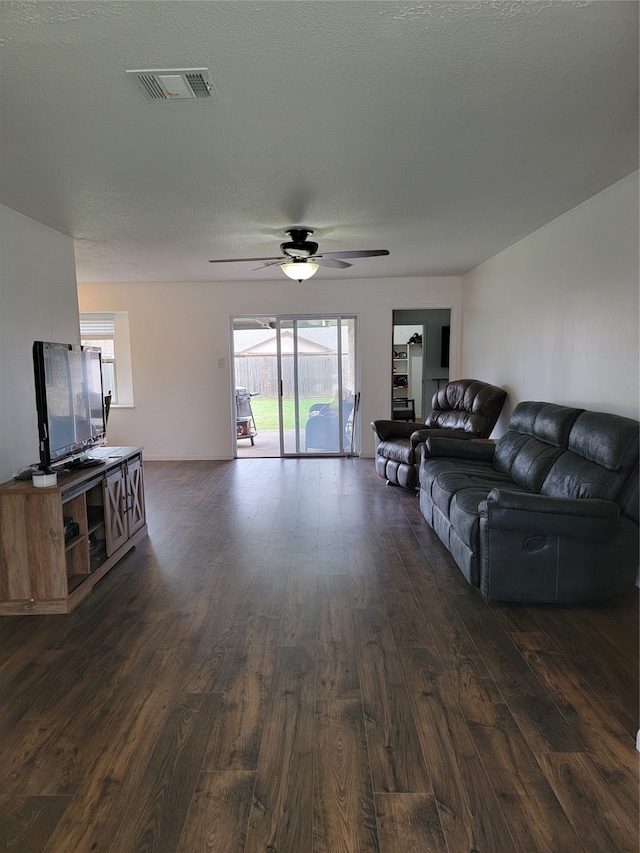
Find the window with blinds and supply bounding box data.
[80,313,117,403]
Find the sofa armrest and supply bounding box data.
[371,420,419,441]
[423,436,497,461]
[480,488,619,541]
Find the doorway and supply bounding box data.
[392,309,451,421]
[231,315,359,457]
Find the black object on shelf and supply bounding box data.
[63,517,80,542]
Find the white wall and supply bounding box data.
[461,172,639,435]
[5,167,637,478]
[0,205,80,481]
[77,277,461,460]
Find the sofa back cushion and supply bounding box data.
[493,402,583,492]
[424,379,507,438]
[541,411,640,521]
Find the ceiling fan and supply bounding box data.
[208,228,389,282]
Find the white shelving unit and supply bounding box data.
[392,342,422,419]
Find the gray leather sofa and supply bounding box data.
[419,401,639,602]
[371,379,507,490]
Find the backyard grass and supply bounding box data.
[246,396,332,430]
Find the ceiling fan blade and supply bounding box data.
[318,249,390,260]
[253,259,286,270]
[209,256,283,263]
[314,257,352,269]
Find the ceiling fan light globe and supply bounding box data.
[281,261,319,282]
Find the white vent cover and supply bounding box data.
[126,68,215,101]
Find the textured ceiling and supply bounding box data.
[0,1,638,283]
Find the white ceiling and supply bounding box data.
[0,1,638,283]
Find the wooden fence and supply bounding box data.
[234,354,350,398]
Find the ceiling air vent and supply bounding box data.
[126,68,215,101]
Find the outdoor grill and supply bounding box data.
[235,387,259,445]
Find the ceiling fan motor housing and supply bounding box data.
[281,228,318,259]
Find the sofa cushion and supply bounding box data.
[498,440,567,493]
[421,457,510,498]
[540,412,640,508]
[450,487,497,549]
[568,411,639,472]
[493,402,583,492]
[541,452,632,503]
[430,470,515,518]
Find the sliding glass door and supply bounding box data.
[276,316,358,456]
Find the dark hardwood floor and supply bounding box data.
[1,458,638,852]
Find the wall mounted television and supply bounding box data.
[33,341,107,471]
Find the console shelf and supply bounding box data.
[0,446,146,615]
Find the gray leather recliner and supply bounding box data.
[371,379,507,489]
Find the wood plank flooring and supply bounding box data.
[0,458,637,852]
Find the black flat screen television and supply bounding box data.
[33,341,107,471]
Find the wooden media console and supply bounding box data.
[0,446,146,615]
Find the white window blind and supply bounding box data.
[79,315,115,338]
[79,311,134,406]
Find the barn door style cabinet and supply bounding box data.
[0,447,147,615]
[104,454,145,554]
